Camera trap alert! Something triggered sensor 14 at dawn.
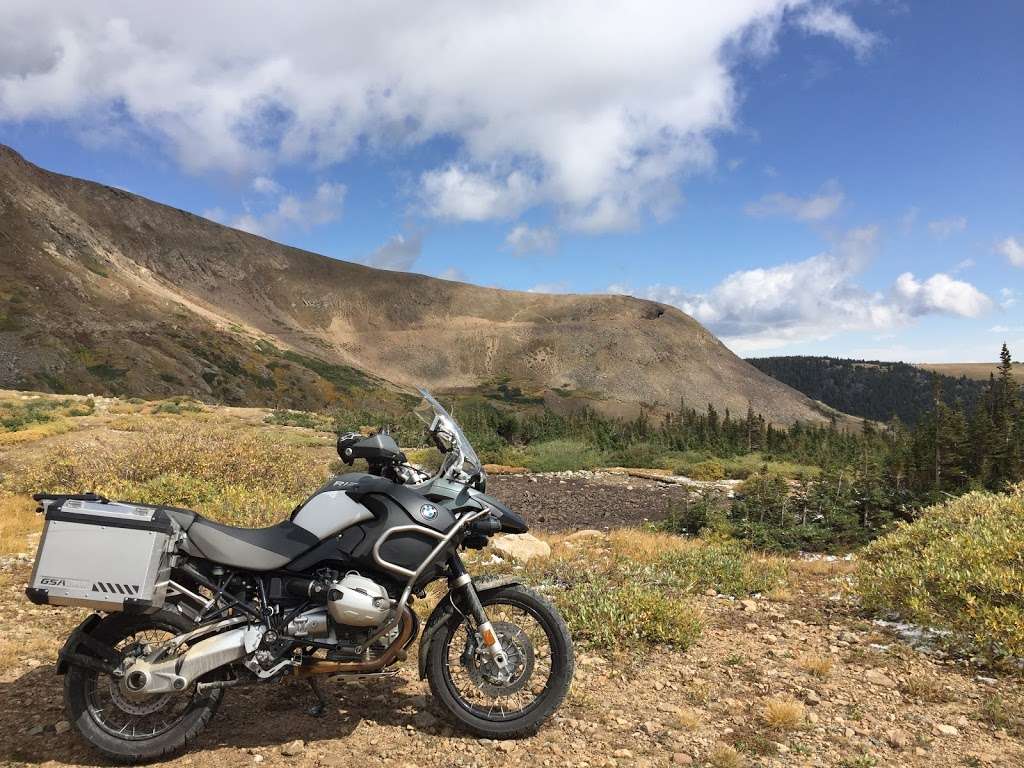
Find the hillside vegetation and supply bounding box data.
[0,144,829,425]
[748,355,984,425]
[857,488,1024,663]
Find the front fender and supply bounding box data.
[417,576,521,679]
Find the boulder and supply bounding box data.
[490,533,551,562]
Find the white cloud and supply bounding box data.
[998,236,1024,267]
[610,226,992,353]
[744,179,843,221]
[365,233,423,271]
[927,216,967,238]
[527,282,569,294]
[0,1,875,233]
[893,272,991,317]
[1000,288,1018,309]
[251,176,281,195]
[437,266,466,282]
[796,5,880,58]
[224,181,346,236]
[952,258,974,273]
[504,225,558,256]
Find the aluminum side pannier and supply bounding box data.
[26,494,181,613]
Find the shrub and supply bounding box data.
[520,439,608,472]
[558,577,703,650]
[796,654,834,680]
[660,491,731,536]
[689,459,727,481]
[760,697,805,730]
[856,489,1024,661]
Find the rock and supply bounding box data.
[864,669,898,689]
[739,599,758,612]
[413,711,439,729]
[253,755,264,764]
[838,631,859,643]
[27,724,44,736]
[704,588,717,597]
[935,724,959,737]
[490,533,551,562]
[566,529,605,541]
[671,753,694,765]
[613,749,634,759]
[54,720,71,734]
[803,689,821,706]
[280,740,305,757]
[497,741,517,753]
[886,729,910,749]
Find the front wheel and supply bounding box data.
[426,584,574,738]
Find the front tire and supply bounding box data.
[426,584,574,738]
[64,609,223,763]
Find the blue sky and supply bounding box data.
[1,1,1021,361]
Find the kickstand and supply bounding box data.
[306,678,330,718]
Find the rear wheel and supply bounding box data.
[64,609,223,763]
[426,584,574,738]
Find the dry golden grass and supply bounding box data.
[607,528,702,561]
[900,673,950,702]
[0,495,41,555]
[797,653,834,680]
[761,697,805,730]
[0,419,77,445]
[673,706,702,730]
[792,558,857,576]
[767,585,794,602]
[708,743,745,768]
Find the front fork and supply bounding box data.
[446,555,512,678]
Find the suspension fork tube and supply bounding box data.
[447,555,510,670]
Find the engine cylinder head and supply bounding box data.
[327,572,391,627]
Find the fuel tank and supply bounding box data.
[286,474,458,586]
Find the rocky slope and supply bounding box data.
[0,145,834,424]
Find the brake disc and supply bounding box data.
[464,621,535,697]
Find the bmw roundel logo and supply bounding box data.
[419,503,438,521]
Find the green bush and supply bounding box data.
[660,491,732,536]
[688,459,726,481]
[520,439,608,472]
[856,489,1024,661]
[559,577,703,649]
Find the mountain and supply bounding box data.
[747,355,987,425]
[0,144,834,425]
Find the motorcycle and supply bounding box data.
[25,389,574,762]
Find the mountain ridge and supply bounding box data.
[0,144,835,425]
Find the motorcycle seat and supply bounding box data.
[165,509,320,571]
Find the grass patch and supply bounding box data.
[3,418,327,528]
[517,439,608,472]
[0,495,41,555]
[797,654,834,680]
[979,693,1024,737]
[0,397,94,433]
[760,697,805,731]
[856,489,1024,662]
[264,409,334,431]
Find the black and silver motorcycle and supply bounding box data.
[25,389,574,762]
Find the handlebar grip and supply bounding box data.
[468,516,502,535]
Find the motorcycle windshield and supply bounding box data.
[418,388,483,480]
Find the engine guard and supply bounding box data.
[417,576,521,679]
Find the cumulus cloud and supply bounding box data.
[610,226,992,352]
[0,1,875,233]
[998,236,1024,267]
[796,5,879,58]
[893,272,991,317]
[365,233,423,271]
[212,181,346,236]
[744,179,843,221]
[251,176,281,195]
[504,225,558,256]
[927,216,967,238]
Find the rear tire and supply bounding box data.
[426,584,574,738]
[64,609,224,763]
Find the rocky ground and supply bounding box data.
[2,489,1021,768]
